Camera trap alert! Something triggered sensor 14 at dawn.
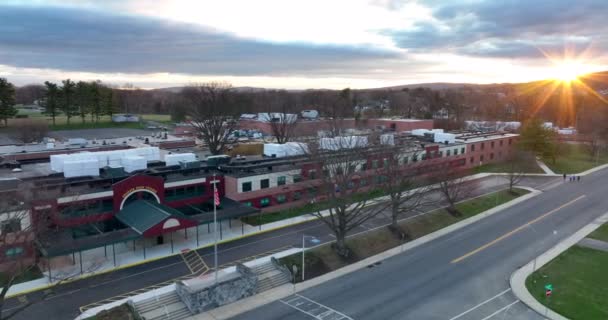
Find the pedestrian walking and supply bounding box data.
[563,173,566,180]
[577,176,581,182]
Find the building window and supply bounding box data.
[276,194,287,204]
[481,143,485,150]
[260,179,270,189]
[260,198,270,207]
[500,140,503,146]
[372,160,379,169]
[403,156,409,164]
[471,144,475,151]
[454,148,458,155]
[421,153,427,160]
[499,151,502,158]
[470,157,474,164]
[509,139,512,145]
[446,150,451,156]
[461,147,465,154]
[308,187,318,197]
[1,219,20,234]
[438,151,443,157]
[480,155,484,162]
[360,178,368,186]
[244,201,253,207]
[383,158,389,168]
[491,141,495,148]
[5,247,23,258]
[490,153,494,160]
[412,155,418,162]
[293,174,302,183]
[308,170,316,180]
[277,176,286,186]
[293,191,302,200]
[242,182,252,192]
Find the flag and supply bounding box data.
[214,185,220,207]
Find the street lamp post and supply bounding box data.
[301,235,319,282]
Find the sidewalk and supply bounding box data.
[536,159,556,175]
[510,211,608,320]
[79,186,542,320]
[5,172,559,298]
[192,186,543,320]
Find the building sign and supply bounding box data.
[121,186,158,199]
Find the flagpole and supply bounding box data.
[213,173,218,284]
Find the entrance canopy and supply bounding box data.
[116,200,198,237]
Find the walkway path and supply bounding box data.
[536,158,556,175]
[578,237,608,253]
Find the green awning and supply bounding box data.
[116,200,191,234]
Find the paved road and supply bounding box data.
[231,172,606,320]
[4,175,558,320]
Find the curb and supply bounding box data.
[509,211,608,320]
[7,173,511,298]
[193,188,542,320]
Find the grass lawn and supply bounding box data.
[279,188,529,282]
[0,266,43,287]
[473,161,544,174]
[542,143,608,174]
[588,223,608,242]
[7,113,171,130]
[526,246,608,319]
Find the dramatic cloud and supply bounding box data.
[1,1,608,88]
[0,5,405,77]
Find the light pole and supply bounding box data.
[302,235,320,282]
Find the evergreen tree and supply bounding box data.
[42,81,60,125]
[102,87,118,118]
[519,118,558,163]
[75,81,91,124]
[90,81,103,122]
[60,79,77,125]
[0,78,17,127]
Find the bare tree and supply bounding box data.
[503,150,531,193]
[0,183,100,319]
[432,165,475,217]
[300,134,388,257]
[266,91,299,144]
[183,82,243,155]
[380,146,432,238]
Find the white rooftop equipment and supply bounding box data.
[164,153,197,166]
[301,110,319,119]
[63,159,99,178]
[434,133,456,144]
[380,134,395,145]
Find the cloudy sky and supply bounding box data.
[1,0,608,89]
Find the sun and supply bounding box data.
[554,61,583,82]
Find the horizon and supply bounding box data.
[2,1,608,89]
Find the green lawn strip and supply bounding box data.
[588,223,608,242]
[0,266,43,287]
[525,246,608,319]
[279,188,529,282]
[49,121,144,131]
[473,161,544,174]
[542,143,608,174]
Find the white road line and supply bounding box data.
[479,300,520,320]
[447,288,512,320]
[281,294,354,320]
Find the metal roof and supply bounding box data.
[116,200,191,235]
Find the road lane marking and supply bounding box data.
[479,300,520,320]
[448,288,511,320]
[451,195,586,263]
[280,294,354,320]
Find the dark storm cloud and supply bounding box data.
[389,0,608,58]
[0,5,401,76]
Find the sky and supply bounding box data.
[1,0,608,89]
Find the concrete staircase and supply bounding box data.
[251,262,291,293]
[134,291,192,320]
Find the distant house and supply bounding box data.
[112,114,140,123]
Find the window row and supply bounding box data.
[470,139,513,152]
[165,185,206,201]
